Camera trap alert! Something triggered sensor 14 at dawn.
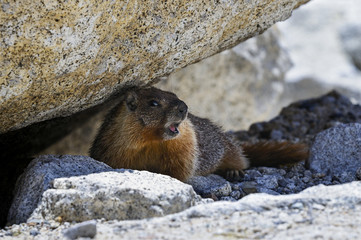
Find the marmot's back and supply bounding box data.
[187,113,249,176]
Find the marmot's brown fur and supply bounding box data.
[90,87,308,182]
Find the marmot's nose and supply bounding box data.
[177,101,188,114]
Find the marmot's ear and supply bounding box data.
[125,91,138,111]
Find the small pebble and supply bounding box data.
[278,178,290,187]
[257,167,279,175]
[30,229,40,236]
[278,169,287,176]
[220,196,236,201]
[286,183,296,190]
[63,220,97,240]
[231,183,241,191]
[50,221,61,229]
[230,190,241,199]
[239,181,258,194]
[257,188,280,195]
[312,203,325,210]
[270,129,283,140]
[302,177,310,183]
[255,175,279,189]
[304,170,312,178]
[285,172,294,178]
[312,173,326,178]
[291,202,304,209]
[243,169,262,180]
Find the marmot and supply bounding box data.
[90,87,308,182]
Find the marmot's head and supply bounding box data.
[125,87,188,140]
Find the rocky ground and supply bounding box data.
[219,90,361,200]
[187,91,361,202]
[1,91,360,239]
[1,182,361,239]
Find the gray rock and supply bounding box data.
[28,171,200,223]
[63,220,97,240]
[7,155,113,225]
[308,123,361,180]
[187,174,232,199]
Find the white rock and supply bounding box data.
[28,170,200,223]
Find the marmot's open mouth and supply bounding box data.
[168,123,180,134]
[163,121,182,140]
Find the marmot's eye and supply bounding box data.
[150,100,160,107]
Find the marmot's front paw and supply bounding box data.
[225,169,245,182]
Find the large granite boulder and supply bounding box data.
[0,0,309,133]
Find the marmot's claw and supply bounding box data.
[225,170,244,182]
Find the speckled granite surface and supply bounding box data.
[0,0,309,133]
